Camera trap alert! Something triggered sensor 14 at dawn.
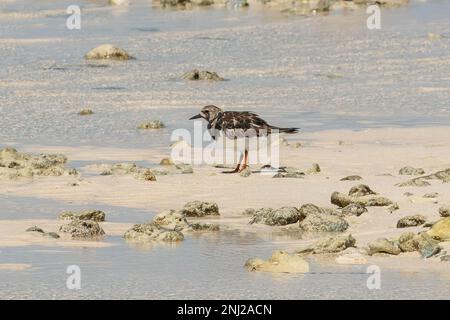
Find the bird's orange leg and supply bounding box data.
[238,150,249,172]
[222,152,243,174]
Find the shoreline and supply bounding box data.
[1,125,450,273]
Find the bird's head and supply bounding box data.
[189,105,222,122]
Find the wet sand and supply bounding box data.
[1,0,450,299]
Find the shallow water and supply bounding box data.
[1,0,450,299]
[1,0,450,149]
[1,195,450,299]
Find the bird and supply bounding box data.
[189,105,299,173]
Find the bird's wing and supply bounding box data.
[220,111,272,137]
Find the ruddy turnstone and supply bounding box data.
[189,105,299,173]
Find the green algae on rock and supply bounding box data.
[84,44,134,60]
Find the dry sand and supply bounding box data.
[1,126,450,271]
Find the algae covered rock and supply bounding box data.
[299,211,349,233]
[124,223,184,242]
[396,215,426,228]
[137,120,165,129]
[341,203,367,216]
[84,44,134,60]
[306,163,321,174]
[180,201,219,217]
[249,207,302,226]
[272,166,305,178]
[58,210,106,222]
[0,147,67,180]
[399,166,425,176]
[152,209,190,231]
[182,69,224,81]
[340,175,363,181]
[396,178,431,187]
[26,226,45,233]
[348,184,377,197]
[426,217,450,241]
[367,238,401,255]
[59,220,105,240]
[297,234,356,254]
[189,223,220,231]
[244,251,309,274]
[439,205,450,217]
[331,191,392,208]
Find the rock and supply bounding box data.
[43,232,60,239]
[59,220,105,240]
[134,168,157,181]
[152,209,190,231]
[180,201,219,217]
[298,203,339,217]
[137,120,165,129]
[124,222,184,242]
[58,210,106,222]
[298,234,356,254]
[0,148,67,179]
[426,217,450,241]
[341,203,367,216]
[348,184,376,197]
[242,208,255,216]
[244,251,309,274]
[249,207,302,226]
[239,166,252,177]
[423,221,437,228]
[396,215,426,228]
[160,158,174,166]
[84,44,133,60]
[299,211,349,233]
[78,109,94,116]
[396,178,431,187]
[26,226,44,233]
[101,163,158,181]
[272,167,305,178]
[331,191,393,208]
[175,164,193,174]
[306,163,321,174]
[439,205,450,217]
[335,252,367,265]
[428,32,443,41]
[367,238,401,255]
[403,192,414,197]
[189,223,220,231]
[416,233,441,258]
[340,175,363,181]
[440,255,450,262]
[388,202,400,213]
[398,168,450,187]
[397,232,417,252]
[68,168,78,176]
[423,192,438,198]
[182,69,224,81]
[398,232,442,258]
[399,166,425,175]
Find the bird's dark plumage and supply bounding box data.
[190,105,299,140]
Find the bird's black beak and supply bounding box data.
[189,114,202,120]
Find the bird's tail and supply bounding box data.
[274,127,300,134]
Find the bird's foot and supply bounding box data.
[238,165,249,173]
[221,164,241,174]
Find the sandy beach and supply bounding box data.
[1,0,450,300]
